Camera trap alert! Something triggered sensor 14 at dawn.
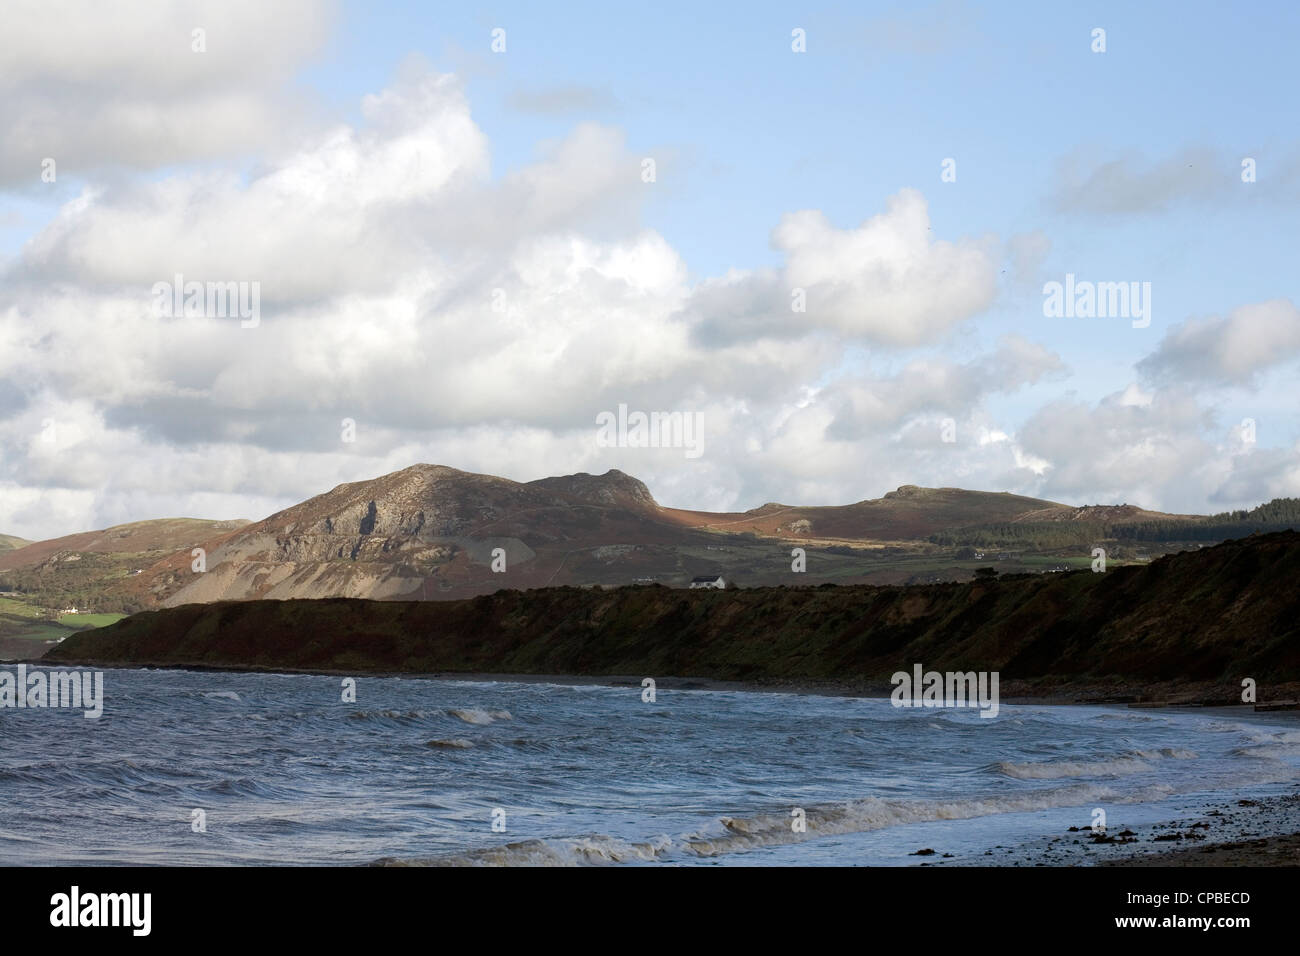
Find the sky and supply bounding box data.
[1,0,1299,540]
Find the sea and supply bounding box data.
[2,667,1298,865]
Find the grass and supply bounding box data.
[0,596,45,619]
[9,623,77,641]
[1019,555,1096,568]
[56,612,125,628]
[0,595,125,645]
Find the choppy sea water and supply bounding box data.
[1,668,1298,865]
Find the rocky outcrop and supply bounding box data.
[525,470,658,510]
[131,465,671,606]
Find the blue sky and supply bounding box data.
[1,0,1298,536]
[323,0,1298,452]
[363,0,1300,450]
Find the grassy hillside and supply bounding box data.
[47,531,1300,702]
[0,518,248,613]
[0,595,125,661]
[0,534,30,552]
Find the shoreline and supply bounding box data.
[907,792,1300,868]
[15,655,1300,711]
[1092,793,1300,868]
[1104,832,1300,866]
[43,541,1300,710]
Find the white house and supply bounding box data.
[689,575,725,589]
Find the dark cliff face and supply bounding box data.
[47,531,1300,697]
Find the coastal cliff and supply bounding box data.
[46,531,1300,701]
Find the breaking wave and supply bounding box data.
[346,710,432,721]
[377,835,672,867]
[995,749,1197,780]
[448,708,512,725]
[378,782,1176,866]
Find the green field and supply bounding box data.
[1019,554,1101,569]
[0,596,42,617]
[0,595,125,659]
[56,612,126,628]
[0,534,30,552]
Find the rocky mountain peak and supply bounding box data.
[525,469,658,509]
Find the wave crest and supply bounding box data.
[448,708,512,725]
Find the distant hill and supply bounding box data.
[6,463,1295,608]
[48,530,1300,703]
[0,518,249,571]
[660,485,1069,541]
[0,534,30,553]
[931,497,1300,550]
[0,518,249,613]
[1011,503,1192,524]
[122,467,1109,606]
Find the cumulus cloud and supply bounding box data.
[0,0,334,187]
[1017,389,1215,505]
[692,189,1001,346]
[7,52,1280,541]
[3,62,1030,536]
[823,336,1065,440]
[1003,385,1300,513]
[1138,299,1300,387]
[18,69,488,299]
[1208,440,1300,507]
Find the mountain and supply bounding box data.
[47,530,1300,703]
[125,464,734,606]
[5,463,1289,609]
[124,466,1089,606]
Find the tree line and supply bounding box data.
[929,498,1300,550]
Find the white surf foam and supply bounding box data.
[448,708,513,725]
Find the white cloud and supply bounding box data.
[1010,385,1300,512]
[1138,298,1300,387]
[1209,440,1300,507]
[693,190,1001,347]
[0,0,335,187]
[6,56,1288,541]
[823,335,1064,440]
